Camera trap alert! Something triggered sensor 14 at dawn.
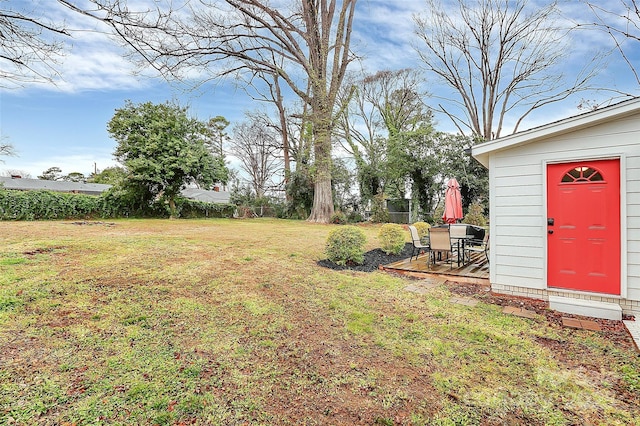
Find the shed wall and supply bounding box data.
[489,113,640,306]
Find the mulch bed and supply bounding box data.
[317,243,415,272]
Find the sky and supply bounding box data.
[1,0,639,179]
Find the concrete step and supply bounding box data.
[623,320,640,351]
[549,295,622,321]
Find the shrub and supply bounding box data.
[378,223,406,255]
[370,192,390,223]
[412,221,431,239]
[284,170,314,219]
[330,211,348,224]
[0,188,235,220]
[0,189,99,220]
[463,201,487,227]
[325,226,367,266]
[433,202,445,225]
[175,198,235,219]
[347,211,364,223]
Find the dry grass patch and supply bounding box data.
[0,218,638,425]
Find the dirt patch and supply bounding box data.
[67,221,116,226]
[22,246,66,256]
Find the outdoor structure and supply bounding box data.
[472,97,640,320]
[386,198,410,224]
[180,188,231,204]
[0,176,231,204]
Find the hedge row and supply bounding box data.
[0,189,235,220]
[173,198,236,219]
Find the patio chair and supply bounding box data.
[448,223,469,266]
[408,225,430,261]
[464,233,489,265]
[427,226,454,269]
[449,223,468,239]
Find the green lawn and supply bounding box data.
[0,218,638,425]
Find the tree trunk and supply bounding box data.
[274,77,291,193]
[308,106,334,223]
[309,174,334,222]
[168,197,177,219]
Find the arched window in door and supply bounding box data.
[560,166,604,183]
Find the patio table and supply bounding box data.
[450,234,476,266]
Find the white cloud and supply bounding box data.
[353,1,423,72]
[52,47,152,93]
[1,0,161,94]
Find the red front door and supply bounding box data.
[547,159,620,295]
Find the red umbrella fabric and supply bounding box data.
[442,178,463,224]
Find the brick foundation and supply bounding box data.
[491,283,640,318]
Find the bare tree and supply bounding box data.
[1,169,32,178]
[0,140,16,159]
[583,0,640,85]
[223,45,298,186]
[63,0,358,222]
[260,72,294,187]
[0,1,70,87]
[414,0,598,140]
[361,69,431,137]
[335,68,430,203]
[231,117,283,199]
[239,104,313,192]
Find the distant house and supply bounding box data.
[181,187,231,204]
[0,176,111,196]
[472,97,640,320]
[0,176,231,204]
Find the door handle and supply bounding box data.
[547,218,554,226]
[548,230,554,234]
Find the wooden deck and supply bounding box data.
[381,251,490,285]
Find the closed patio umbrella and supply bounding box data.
[442,178,463,224]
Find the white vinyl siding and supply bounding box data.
[487,111,640,303]
[627,154,640,301]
